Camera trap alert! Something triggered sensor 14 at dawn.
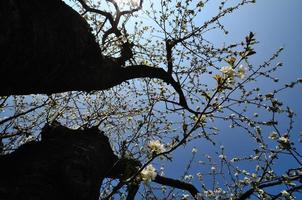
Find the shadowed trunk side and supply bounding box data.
[0,123,120,200]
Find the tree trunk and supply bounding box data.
[0,122,120,200]
[0,0,175,97]
[0,0,117,96]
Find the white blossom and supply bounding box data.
[182,194,190,199]
[184,175,193,182]
[161,185,166,193]
[251,173,257,178]
[237,65,246,79]
[196,172,203,181]
[278,136,290,149]
[130,0,139,7]
[119,0,139,7]
[257,189,265,195]
[220,66,235,78]
[281,190,290,198]
[140,164,157,182]
[243,177,251,184]
[268,131,278,140]
[147,140,165,154]
[215,187,223,194]
[204,190,215,198]
[194,114,206,125]
[278,136,289,144]
[192,147,198,154]
[19,135,35,145]
[252,155,259,160]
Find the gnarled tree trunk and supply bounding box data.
[0,0,121,95]
[0,0,178,97]
[0,122,120,200]
[0,1,193,199]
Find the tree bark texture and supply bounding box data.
[0,123,119,200]
[0,0,123,96]
[0,0,187,107]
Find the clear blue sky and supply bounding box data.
[3,0,301,198]
[154,0,302,199]
[45,0,302,198]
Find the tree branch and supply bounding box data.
[126,183,140,200]
[271,184,302,200]
[165,39,175,75]
[77,0,114,24]
[153,175,202,200]
[122,65,188,108]
[237,174,302,200]
[0,0,190,112]
[0,101,48,126]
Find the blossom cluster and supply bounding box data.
[268,132,291,149]
[140,164,157,182]
[147,140,166,154]
[220,65,246,80]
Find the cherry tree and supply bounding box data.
[0,0,301,199]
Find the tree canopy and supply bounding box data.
[0,0,301,199]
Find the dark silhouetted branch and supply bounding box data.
[154,175,202,200]
[237,174,302,200]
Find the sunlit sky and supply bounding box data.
[64,0,302,198]
[160,0,302,199]
[4,0,300,199]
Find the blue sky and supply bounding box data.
[152,0,302,199]
[215,0,302,154]
[75,0,301,198]
[47,1,302,198]
[2,0,301,199]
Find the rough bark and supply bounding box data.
[0,0,117,95]
[0,0,178,97]
[0,1,195,199]
[0,122,120,200]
